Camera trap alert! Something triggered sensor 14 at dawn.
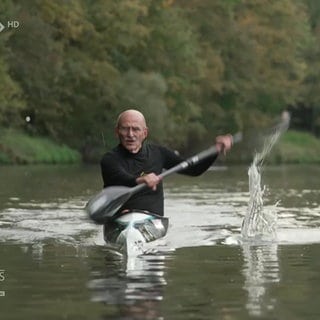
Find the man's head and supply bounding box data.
[115,109,148,153]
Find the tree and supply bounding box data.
[125,1,208,149]
[299,0,320,135]
[177,0,310,134]
[0,0,25,127]
[116,69,168,141]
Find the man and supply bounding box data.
[100,109,233,217]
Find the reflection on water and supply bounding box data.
[0,203,100,245]
[88,250,169,320]
[242,243,280,316]
[1,165,320,319]
[1,166,320,249]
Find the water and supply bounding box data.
[242,116,289,240]
[1,164,320,319]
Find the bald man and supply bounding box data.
[100,109,233,216]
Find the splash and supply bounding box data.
[241,112,290,240]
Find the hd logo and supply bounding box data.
[0,20,20,32]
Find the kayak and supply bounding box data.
[103,211,169,255]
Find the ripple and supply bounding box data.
[1,187,320,250]
[0,199,102,246]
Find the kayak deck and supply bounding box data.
[103,211,169,253]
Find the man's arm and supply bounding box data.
[101,152,162,189]
[100,154,137,188]
[161,134,233,176]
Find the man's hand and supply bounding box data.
[215,134,233,155]
[136,173,161,191]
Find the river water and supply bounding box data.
[0,164,320,319]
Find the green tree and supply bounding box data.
[300,0,320,135]
[0,0,25,126]
[7,0,121,160]
[116,69,168,141]
[124,1,208,149]
[2,0,318,162]
[179,0,310,136]
[7,1,67,136]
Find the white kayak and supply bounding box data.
[103,211,169,255]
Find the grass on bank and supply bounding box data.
[224,129,320,164]
[0,129,81,165]
[271,130,320,164]
[0,128,319,165]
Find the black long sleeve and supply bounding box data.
[100,142,218,215]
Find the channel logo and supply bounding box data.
[0,20,20,33]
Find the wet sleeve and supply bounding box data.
[100,154,137,188]
[160,146,218,176]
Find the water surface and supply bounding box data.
[1,164,320,319]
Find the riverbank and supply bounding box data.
[0,129,319,165]
[227,130,320,165]
[271,130,320,164]
[0,129,81,164]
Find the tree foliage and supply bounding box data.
[0,0,319,160]
[0,0,25,126]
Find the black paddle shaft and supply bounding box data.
[87,132,242,223]
[159,132,242,179]
[122,132,242,193]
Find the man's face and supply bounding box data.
[116,112,148,153]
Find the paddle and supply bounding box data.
[86,132,242,224]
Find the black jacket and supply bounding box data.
[100,142,218,216]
